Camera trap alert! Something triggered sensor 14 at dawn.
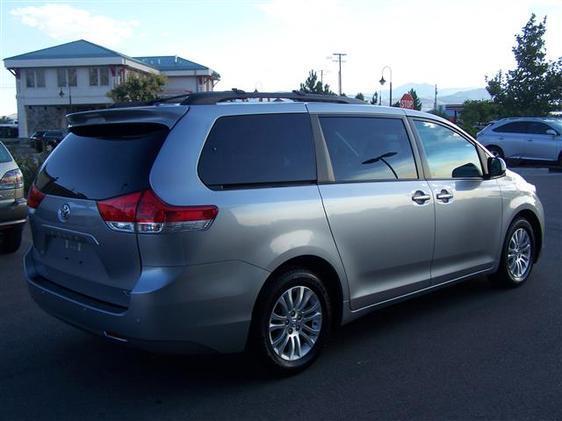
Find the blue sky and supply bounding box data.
[1,0,561,115]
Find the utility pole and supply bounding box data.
[332,53,347,95]
[434,84,438,111]
[320,70,324,85]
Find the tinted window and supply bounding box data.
[527,122,552,135]
[198,114,316,188]
[319,117,417,181]
[493,122,529,133]
[0,142,12,163]
[414,120,482,179]
[36,124,168,200]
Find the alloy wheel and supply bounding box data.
[268,286,323,362]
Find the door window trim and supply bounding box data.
[408,117,487,181]
[312,113,422,184]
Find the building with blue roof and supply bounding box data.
[3,40,220,137]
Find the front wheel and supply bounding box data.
[251,269,332,374]
[491,218,535,287]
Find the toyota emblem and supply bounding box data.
[58,203,71,222]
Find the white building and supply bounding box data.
[3,39,220,137]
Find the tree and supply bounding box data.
[0,116,13,124]
[408,89,423,111]
[459,100,501,136]
[108,73,167,102]
[392,101,400,107]
[428,108,449,119]
[369,92,379,105]
[486,14,562,116]
[299,70,335,95]
[355,92,365,101]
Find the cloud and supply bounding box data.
[10,4,139,47]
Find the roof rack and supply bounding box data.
[180,89,365,105]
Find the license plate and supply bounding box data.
[64,239,82,252]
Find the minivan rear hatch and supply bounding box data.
[29,105,188,308]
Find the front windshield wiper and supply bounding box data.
[361,152,398,179]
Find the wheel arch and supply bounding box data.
[511,209,543,262]
[253,255,345,329]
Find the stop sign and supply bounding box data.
[400,93,415,109]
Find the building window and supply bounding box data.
[89,67,109,86]
[36,69,46,88]
[89,68,99,86]
[25,69,46,88]
[100,68,109,86]
[57,69,67,87]
[58,68,78,87]
[68,68,77,87]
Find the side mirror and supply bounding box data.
[488,156,506,178]
[452,162,482,178]
[545,129,558,137]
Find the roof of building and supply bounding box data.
[4,39,218,76]
[133,56,209,71]
[6,39,132,61]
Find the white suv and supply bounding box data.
[477,117,562,167]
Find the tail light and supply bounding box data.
[27,185,46,209]
[97,189,218,234]
[0,168,24,190]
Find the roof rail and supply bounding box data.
[180,89,365,105]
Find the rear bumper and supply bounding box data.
[24,250,270,354]
[0,198,27,230]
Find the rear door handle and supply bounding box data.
[436,190,453,203]
[412,191,431,204]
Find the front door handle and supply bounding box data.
[412,190,431,204]
[436,189,454,203]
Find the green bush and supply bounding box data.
[14,152,49,195]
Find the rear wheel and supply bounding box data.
[251,268,332,374]
[491,218,535,287]
[1,225,23,254]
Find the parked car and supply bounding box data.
[477,117,562,167]
[0,123,18,139]
[24,92,544,373]
[31,130,66,152]
[0,141,26,253]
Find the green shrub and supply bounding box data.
[14,152,49,195]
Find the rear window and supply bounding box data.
[198,113,316,189]
[0,142,12,163]
[36,123,168,200]
[493,122,529,133]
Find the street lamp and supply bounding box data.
[379,65,392,106]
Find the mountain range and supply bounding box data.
[369,83,491,110]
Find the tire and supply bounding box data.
[491,218,535,287]
[548,154,562,173]
[1,225,23,254]
[486,145,504,159]
[250,268,332,374]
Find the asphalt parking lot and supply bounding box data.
[1,168,561,421]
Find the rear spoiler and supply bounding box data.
[66,105,189,130]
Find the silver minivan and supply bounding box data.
[24,92,544,373]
